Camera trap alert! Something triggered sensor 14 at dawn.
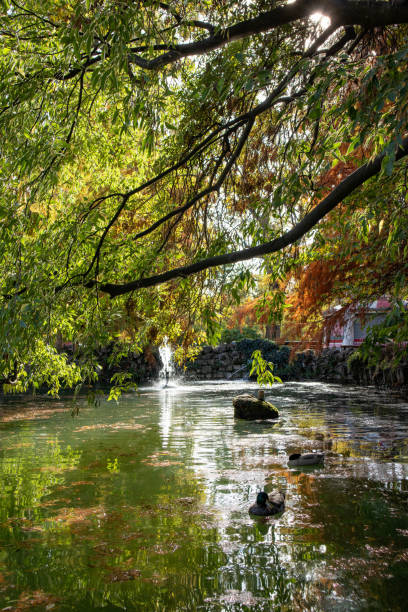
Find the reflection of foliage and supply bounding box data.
[0,434,81,525]
[2,389,408,609]
[3,589,60,611]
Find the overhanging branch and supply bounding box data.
[76,21,344,279]
[56,1,408,80]
[128,2,408,71]
[92,136,408,297]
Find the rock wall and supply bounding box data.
[182,340,291,381]
[182,340,408,393]
[96,345,161,385]
[183,342,247,379]
[62,344,161,387]
[302,347,408,391]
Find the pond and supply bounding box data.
[0,381,407,611]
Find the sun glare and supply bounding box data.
[310,11,331,29]
[286,1,331,29]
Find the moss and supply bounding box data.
[233,394,279,420]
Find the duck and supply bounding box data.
[249,491,285,516]
[288,452,324,467]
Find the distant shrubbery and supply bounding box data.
[219,326,262,343]
[233,338,291,374]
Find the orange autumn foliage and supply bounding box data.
[228,294,281,329]
[284,225,408,350]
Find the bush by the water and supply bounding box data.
[219,326,262,343]
[234,339,291,376]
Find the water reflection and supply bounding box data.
[158,388,173,447]
[0,381,408,610]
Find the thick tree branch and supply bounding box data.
[125,24,342,244]
[127,1,408,71]
[74,21,341,280]
[56,1,408,81]
[92,137,408,297]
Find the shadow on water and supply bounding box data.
[0,381,408,610]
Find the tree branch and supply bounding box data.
[74,21,341,280]
[127,1,408,71]
[55,1,408,81]
[92,136,408,297]
[10,0,59,28]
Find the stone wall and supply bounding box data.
[182,339,291,381]
[62,344,161,387]
[96,345,161,386]
[303,347,408,391]
[182,342,249,380]
[182,340,408,393]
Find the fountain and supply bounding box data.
[159,336,174,388]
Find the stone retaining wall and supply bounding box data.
[62,344,161,387]
[182,340,290,380]
[183,342,248,380]
[96,345,160,385]
[304,347,408,390]
[182,340,408,394]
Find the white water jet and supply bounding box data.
[159,336,174,387]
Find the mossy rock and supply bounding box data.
[233,394,279,420]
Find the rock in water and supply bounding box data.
[233,394,279,420]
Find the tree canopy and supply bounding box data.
[1,0,408,392]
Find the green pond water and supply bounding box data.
[0,381,408,611]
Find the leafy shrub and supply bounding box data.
[220,326,262,343]
[250,350,282,386]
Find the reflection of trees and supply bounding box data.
[1,386,408,610]
[0,431,81,526]
[0,462,223,610]
[0,412,223,610]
